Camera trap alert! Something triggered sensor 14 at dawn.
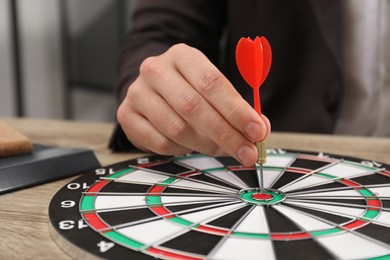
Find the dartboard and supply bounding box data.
[49,149,390,260]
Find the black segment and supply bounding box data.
[100,182,151,193]
[285,204,352,224]
[190,174,238,190]
[274,238,334,260]
[382,200,390,209]
[166,202,228,213]
[215,156,241,167]
[271,171,304,190]
[265,206,302,232]
[163,187,219,195]
[231,170,258,188]
[159,230,223,255]
[290,159,329,171]
[356,222,390,244]
[147,162,191,175]
[350,173,390,185]
[98,208,157,227]
[207,206,252,228]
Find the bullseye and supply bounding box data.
[238,188,286,205]
[252,192,273,201]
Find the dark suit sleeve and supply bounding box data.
[109,0,226,151]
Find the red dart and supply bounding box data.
[235,36,272,116]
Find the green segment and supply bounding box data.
[145,196,161,205]
[368,254,390,260]
[106,168,135,179]
[239,189,285,205]
[233,232,269,239]
[169,217,193,227]
[343,161,377,171]
[105,231,144,249]
[160,177,177,185]
[363,210,380,220]
[311,228,341,237]
[80,196,95,211]
[358,189,374,197]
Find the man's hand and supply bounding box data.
[117,43,271,166]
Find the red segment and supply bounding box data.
[83,213,109,230]
[87,180,109,193]
[339,179,360,187]
[381,170,390,177]
[150,206,174,218]
[148,247,202,260]
[367,199,381,209]
[252,193,273,200]
[271,232,311,240]
[197,225,229,235]
[343,220,368,230]
[149,186,165,194]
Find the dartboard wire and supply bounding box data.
[286,198,386,212]
[136,203,249,253]
[99,177,237,196]
[95,201,243,233]
[286,183,390,196]
[277,161,340,191]
[286,194,390,201]
[126,165,239,193]
[82,191,236,197]
[173,157,249,189]
[205,205,268,260]
[80,197,240,214]
[264,153,298,189]
[283,200,390,228]
[279,165,385,194]
[274,204,390,258]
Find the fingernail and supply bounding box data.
[245,122,263,141]
[237,145,256,165]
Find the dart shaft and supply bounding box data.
[255,141,267,190]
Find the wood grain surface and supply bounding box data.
[0,117,389,259]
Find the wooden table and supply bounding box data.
[1,117,389,259]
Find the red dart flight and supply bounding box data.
[235,36,272,116]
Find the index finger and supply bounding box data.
[171,45,269,142]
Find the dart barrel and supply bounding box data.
[256,141,267,164]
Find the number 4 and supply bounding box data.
[97,240,115,253]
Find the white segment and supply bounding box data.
[117,219,184,245]
[320,162,373,179]
[180,203,245,224]
[264,168,285,188]
[95,195,145,210]
[171,179,234,193]
[375,211,390,227]
[370,187,390,197]
[264,154,295,168]
[273,205,334,231]
[118,169,169,184]
[290,189,362,198]
[234,207,270,234]
[211,237,275,260]
[285,201,364,218]
[207,170,248,189]
[177,156,223,170]
[317,232,390,259]
[281,175,331,192]
[161,196,234,205]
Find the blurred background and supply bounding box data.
[0,0,138,122]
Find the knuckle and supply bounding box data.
[167,119,188,139]
[225,103,243,122]
[153,138,172,154]
[169,43,191,55]
[180,95,202,116]
[139,56,160,76]
[199,70,223,93]
[216,127,234,145]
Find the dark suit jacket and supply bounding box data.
[110,0,343,151]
